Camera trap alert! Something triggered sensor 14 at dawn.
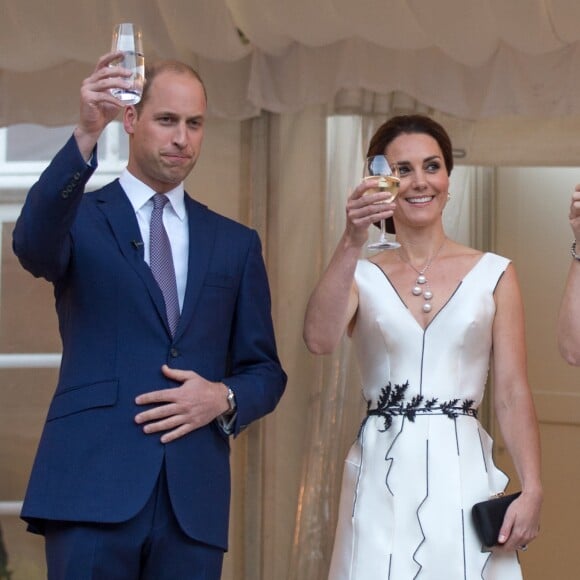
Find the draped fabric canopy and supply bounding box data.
[2,0,580,126]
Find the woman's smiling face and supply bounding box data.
[385,132,450,230]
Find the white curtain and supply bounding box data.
[4,0,580,134]
[288,115,365,580]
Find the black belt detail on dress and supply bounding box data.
[366,381,478,432]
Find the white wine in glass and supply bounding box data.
[364,155,400,250]
[110,23,145,106]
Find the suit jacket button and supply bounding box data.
[170,348,179,358]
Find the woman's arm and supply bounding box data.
[303,179,396,354]
[303,234,362,354]
[491,263,542,551]
[557,189,580,365]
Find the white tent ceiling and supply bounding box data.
[1,0,580,127]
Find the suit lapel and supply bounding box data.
[174,195,215,340]
[95,181,170,334]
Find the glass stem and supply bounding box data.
[379,219,387,241]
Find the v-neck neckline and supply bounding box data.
[369,252,489,332]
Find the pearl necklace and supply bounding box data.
[398,239,447,313]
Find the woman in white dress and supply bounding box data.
[557,187,580,365]
[303,115,542,579]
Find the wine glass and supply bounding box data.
[110,23,145,106]
[364,155,401,250]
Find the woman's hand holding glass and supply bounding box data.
[346,155,399,250]
[364,155,400,249]
[571,186,580,241]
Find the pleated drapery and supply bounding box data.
[4,1,580,127]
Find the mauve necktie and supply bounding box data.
[149,193,180,336]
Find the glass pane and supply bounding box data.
[0,368,58,498]
[1,221,57,579]
[4,122,128,165]
[6,125,74,162]
[116,123,129,160]
[0,515,46,579]
[1,223,60,353]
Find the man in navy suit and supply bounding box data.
[13,51,287,579]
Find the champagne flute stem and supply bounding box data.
[379,219,387,242]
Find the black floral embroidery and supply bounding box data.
[366,381,478,432]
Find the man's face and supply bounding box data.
[123,70,206,192]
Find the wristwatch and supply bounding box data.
[226,387,237,414]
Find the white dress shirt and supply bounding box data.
[119,169,189,312]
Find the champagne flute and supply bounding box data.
[364,155,401,250]
[110,23,145,106]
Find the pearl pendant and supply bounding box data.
[400,238,448,316]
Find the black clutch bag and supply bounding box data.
[472,491,521,547]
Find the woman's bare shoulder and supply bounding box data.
[444,240,482,258]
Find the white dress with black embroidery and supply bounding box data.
[329,253,522,580]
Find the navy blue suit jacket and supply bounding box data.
[13,136,287,550]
